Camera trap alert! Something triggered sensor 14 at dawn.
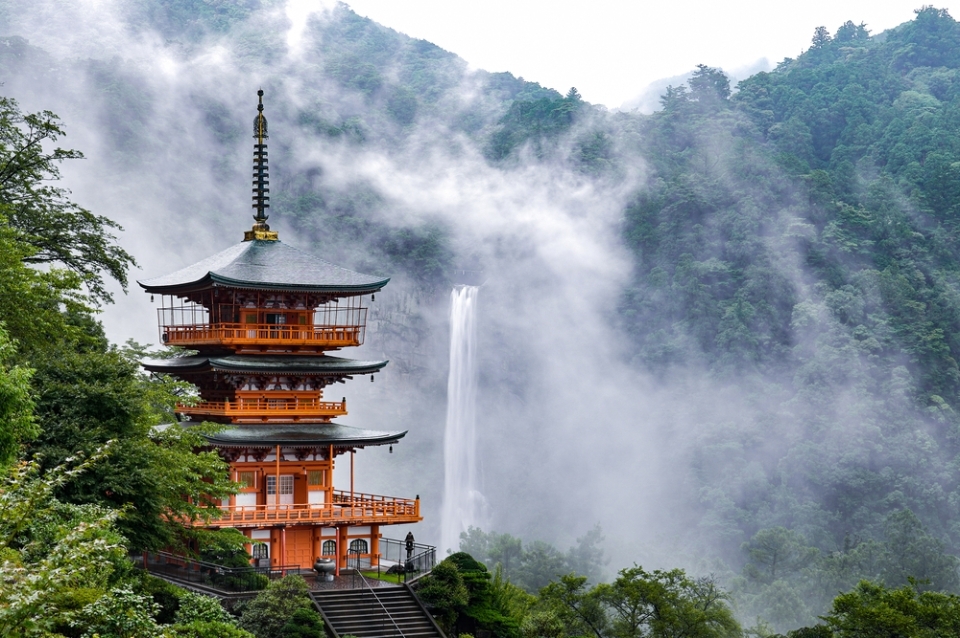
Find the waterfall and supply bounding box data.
[440,285,486,555]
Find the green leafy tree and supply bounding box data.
[173,592,235,625]
[25,343,237,551]
[167,622,257,638]
[279,607,326,638]
[538,574,607,638]
[0,96,135,304]
[595,566,740,638]
[515,541,569,593]
[567,524,608,584]
[741,528,819,585]
[238,576,322,638]
[688,65,731,105]
[460,527,524,579]
[880,510,960,591]
[0,325,34,466]
[71,586,162,638]
[417,559,470,634]
[0,450,131,636]
[446,552,520,637]
[823,580,960,637]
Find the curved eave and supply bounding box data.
[136,239,390,296]
[202,425,407,448]
[137,275,390,296]
[142,356,388,376]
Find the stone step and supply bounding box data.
[311,586,443,638]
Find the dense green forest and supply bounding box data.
[6,0,960,634]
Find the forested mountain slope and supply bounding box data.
[5,1,960,631]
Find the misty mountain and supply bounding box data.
[6,1,960,631]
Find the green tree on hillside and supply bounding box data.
[0,97,135,304]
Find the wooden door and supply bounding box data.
[286,528,313,568]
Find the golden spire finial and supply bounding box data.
[245,88,278,241]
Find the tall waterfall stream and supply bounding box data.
[440,285,487,554]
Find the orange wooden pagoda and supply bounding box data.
[139,90,420,570]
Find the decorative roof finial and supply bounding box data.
[245,88,279,241]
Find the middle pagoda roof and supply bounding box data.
[137,239,390,296]
[142,354,388,376]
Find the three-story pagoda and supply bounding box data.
[139,90,420,570]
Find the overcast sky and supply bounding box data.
[339,1,959,109]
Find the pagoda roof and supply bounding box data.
[137,239,389,295]
[200,422,406,448]
[142,354,387,376]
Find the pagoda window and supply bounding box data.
[322,540,336,555]
[349,539,368,554]
[307,470,324,487]
[266,475,294,508]
[237,471,257,490]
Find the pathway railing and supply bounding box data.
[378,537,437,583]
[136,551,306,593]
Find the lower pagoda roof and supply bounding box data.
[201,422,407,448]
[142,354,387,376]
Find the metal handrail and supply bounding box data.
[357,571,404,638]
[378,538,437,583]
[138,550,306,593]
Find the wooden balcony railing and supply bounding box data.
[177,397,347,422]
[200,491,421,528]
[161,323,364,348]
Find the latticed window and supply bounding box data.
[237,471,256,488]
[322,540,336,555]
[349,539,368,554]
[307,471,324,486]
[266,475,294,495]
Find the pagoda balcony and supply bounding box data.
[178,397,348,423]
[199,491,421,528]
[160,323,364,350]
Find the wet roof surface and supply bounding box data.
[199,422,407,447]
[138,240,389,294]
[142,354,387,375]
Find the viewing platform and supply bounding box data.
[202,491,421,528]
[178,395,347,423]
[161,322,364,350]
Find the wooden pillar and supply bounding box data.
[275,445,281,507]
[370,525,380,567]
[328,445,334,502]
[350,450,355,503]
[338,525,349,570]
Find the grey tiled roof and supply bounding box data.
[200,422,407,448]
[137,239,389,294]
[142,354,387,376]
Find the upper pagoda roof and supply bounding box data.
[137,239,389,295]
[142,354,387,376]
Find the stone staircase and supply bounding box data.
[311,585,444,638]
